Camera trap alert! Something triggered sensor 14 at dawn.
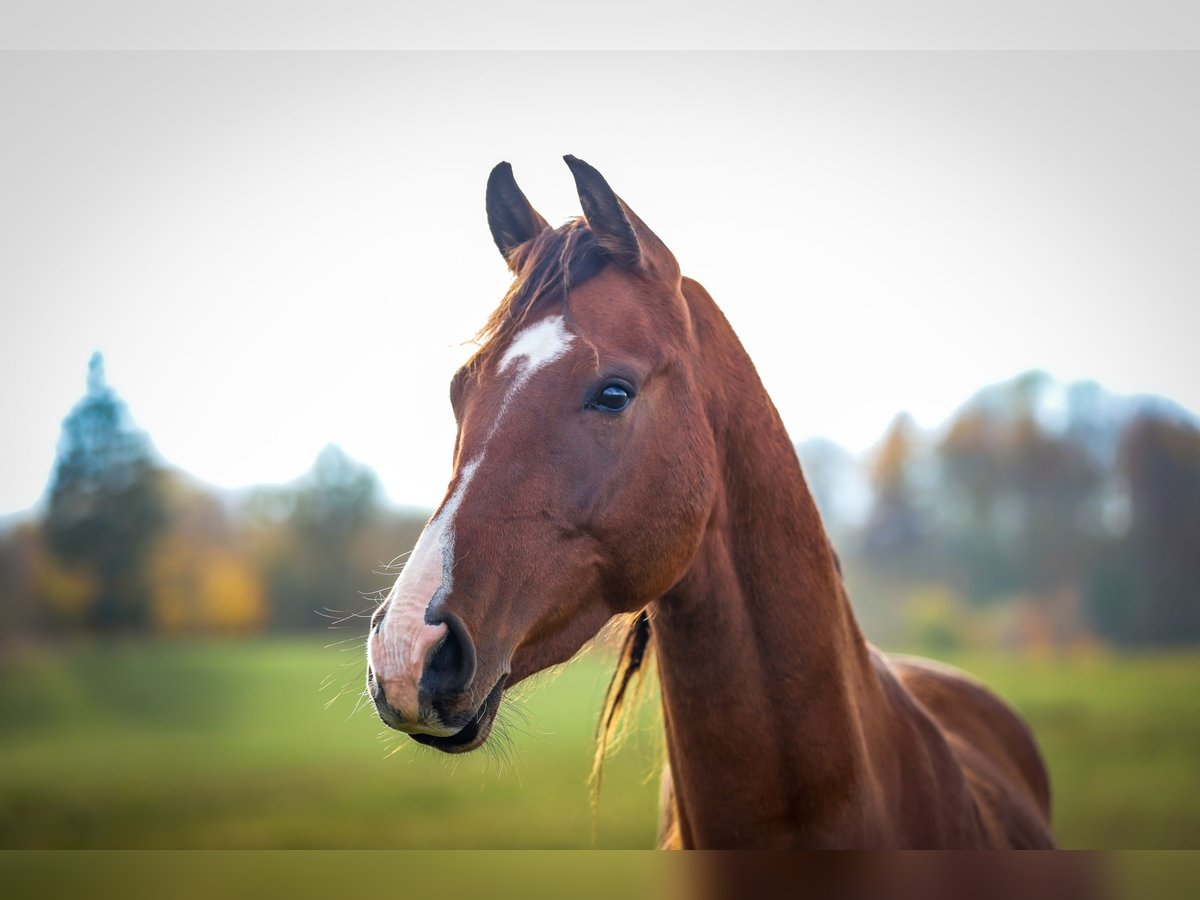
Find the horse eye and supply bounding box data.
[592,384,632,413]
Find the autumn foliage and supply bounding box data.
[2,359,1197,647]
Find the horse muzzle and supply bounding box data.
[367,608,504,751]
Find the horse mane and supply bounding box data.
[590,609,654,805]
[468,218,608,371]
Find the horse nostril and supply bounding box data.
[421,612,477,701]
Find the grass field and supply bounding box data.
[0,637,1197,848]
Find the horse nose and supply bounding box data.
[369,616,448,721]
[368,610,477,723]
[420,611,477,704]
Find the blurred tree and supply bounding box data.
[861,413,927,572]
[42,353,167,632]
[0,527,32,639]
[148,480,266,634]
[253,445,385,630]
[936,378,1102,606]
[292,445,382,539]
[1091,413,1200,644]
[1007,415,1101,592]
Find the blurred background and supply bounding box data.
[1,46,1197,849]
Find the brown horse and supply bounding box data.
[366,156,1055,849]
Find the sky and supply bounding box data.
[1,50,1197,513]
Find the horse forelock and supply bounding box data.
[468,218,608,374]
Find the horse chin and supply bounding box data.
[410,677,506,754]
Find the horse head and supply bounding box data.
[366,157,718,752]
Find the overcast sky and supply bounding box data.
[1,50,1197,513]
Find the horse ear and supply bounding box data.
[486,162,550,267]
[563,155,643,270]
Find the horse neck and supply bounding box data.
[651,279,883,847]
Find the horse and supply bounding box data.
[366,156,1056,849]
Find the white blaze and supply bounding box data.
[369,457,480,724]
[370,315,575,724]
[499,314,574,383]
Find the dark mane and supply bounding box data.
[468,218,608,370]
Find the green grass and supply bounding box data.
[0,638,661,849]
[0,638,1196,848]
[937,650,1200,849]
